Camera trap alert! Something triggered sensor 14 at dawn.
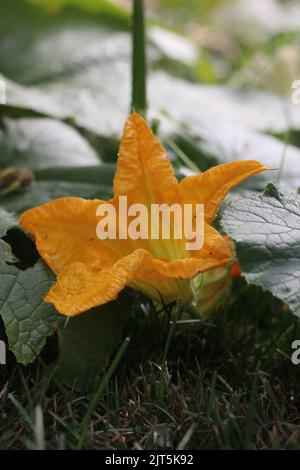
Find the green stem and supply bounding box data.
[131,0,147,116]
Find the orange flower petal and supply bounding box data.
[179,160,268,223]
[113,113,179,206]
[45,249,148,316]
[45,243,233,316]
[20,197,132,274]
[146,246,232,280]
[201,223,233,260]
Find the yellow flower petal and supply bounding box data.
[179,160,268,223]
[113,113,179,206]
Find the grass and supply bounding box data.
[1,280,300,450]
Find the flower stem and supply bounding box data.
[131,0,147,116]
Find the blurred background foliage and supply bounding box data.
[0,0,300,207]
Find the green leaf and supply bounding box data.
[222,182,300,318]
[3,62,299,137]
[0,207,58,365]
[0,180,112,214]
[0,164,190,214]
[34,163,116,185]
[0,216,59,363]
[214,0,300,46]
[1,0,299,200]
[169,115,300,192]
[0,117,100,168]
[2,0,300,193]
[0,72,68,120]
[57,292,133,390]
[231,40,300,97]
[150,72,300,134]
[0,160,114,214]
[149,26,198,66]
[1,0,299,135]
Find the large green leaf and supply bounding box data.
[0,0,128,84]
[34,163,115,185]
[214,0,300,45]
[0,73,68,120]
[0,117,100,168]
[0,180,112,214]
[0,158,114,214]
[231,40,300,97]
[150,72,300,134]
[0,208,59,364]
[167,111,300,192]
[222,182,300,318]
[6,75,300,190]
[3,62,299,136]
[2,0,300,192]
[1,0,299,135]
[0,243,59,364]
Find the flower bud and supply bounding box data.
[0,167,34,197]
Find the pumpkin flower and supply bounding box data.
[20,114,267,317]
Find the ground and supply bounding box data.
[1,281,300,450]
